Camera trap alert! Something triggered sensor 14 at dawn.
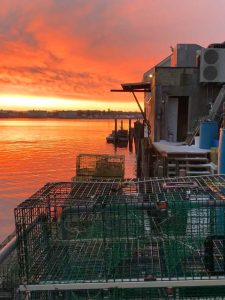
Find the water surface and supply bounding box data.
[0,119,136,241]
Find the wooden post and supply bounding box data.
[114,118,117,144]
[134,121,145,177]
[141,138,150,177]
[179,169,186,177]
[120,120,123,130]
[223,102,225,128]
[128,119,133,150]
[128,119,132,137]
[158,165,164,177]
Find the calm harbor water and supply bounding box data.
[0,118,136,242]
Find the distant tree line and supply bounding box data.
[0,110,142,119]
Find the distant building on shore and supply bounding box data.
[26,110,49,118]
[0,109,142,119]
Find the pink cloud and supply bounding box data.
[0,0,225,109]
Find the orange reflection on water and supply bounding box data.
[0,118,136,241]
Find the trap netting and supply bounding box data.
[75,154,125,179]
[15,176,225,297]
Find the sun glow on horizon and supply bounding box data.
[0,94,138,111]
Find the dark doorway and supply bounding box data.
[177,96,189,141]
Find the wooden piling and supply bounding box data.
[134,120,144,177]
[114,118,117,143]
[141,138,150,177]
[179,169,186,177]
[128,119,132,138]
[223,102,225,128]
[128,119,133,150]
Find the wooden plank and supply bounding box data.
[168,157,208,161]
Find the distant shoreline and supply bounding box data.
[0,116,142,120]
[0,110,142,120]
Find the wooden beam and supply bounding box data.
[110,89,150,93]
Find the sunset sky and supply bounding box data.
[0,0,225,111]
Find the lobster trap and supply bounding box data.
[75,154,125,179]
[15,176,225,298]
[0,234,19,299]
[26,286,225,300]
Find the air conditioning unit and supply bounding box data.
[200,48,225,83]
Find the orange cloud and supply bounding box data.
[0,0,225,110]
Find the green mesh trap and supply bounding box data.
[15,175,225,298]
[75,154,125,179]
[0,236,19,299]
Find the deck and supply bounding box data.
[152,140,209,156]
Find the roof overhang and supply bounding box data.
[111,82,151,93]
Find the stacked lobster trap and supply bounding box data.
[14,176,225,299]
[75,154,125,180]
[0,251,19,299]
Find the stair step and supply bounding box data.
[186,171,211,175]
[169,157,208,161]
[168,163,211,168]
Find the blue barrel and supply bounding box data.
[213,139,219,147]
[218,128,225,174]
[199,121,218,149]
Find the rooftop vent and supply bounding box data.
[208,42,225,49]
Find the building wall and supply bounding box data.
[146,67,220,142]
[143,55,172,82]
[171,44,202,67]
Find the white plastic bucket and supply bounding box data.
[195,136,200,147]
